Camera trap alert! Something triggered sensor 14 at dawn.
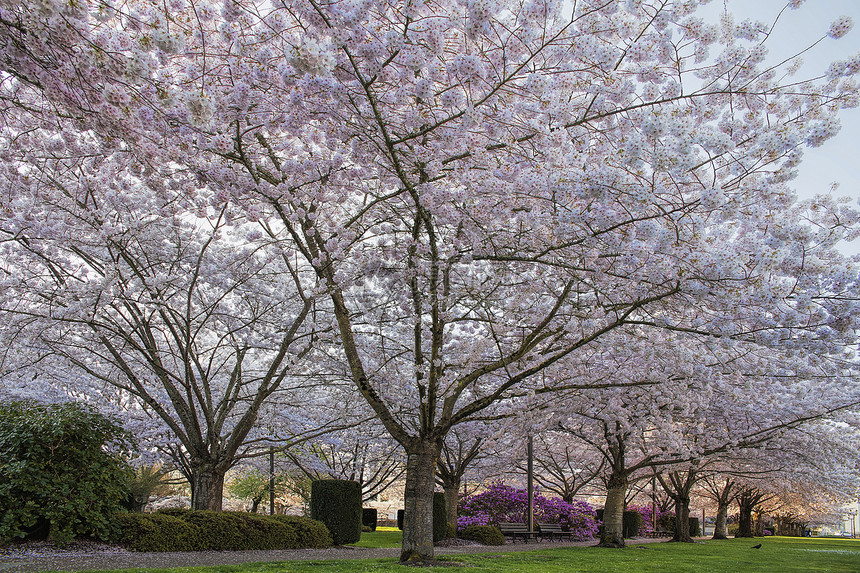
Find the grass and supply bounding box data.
[72,536,860,573]
[348,526,402,549]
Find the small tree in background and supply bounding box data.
[310,480,362,545]
[0,401,134,544]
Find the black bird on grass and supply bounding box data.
[751,543,762,549]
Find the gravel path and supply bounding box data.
[0,537,664,572]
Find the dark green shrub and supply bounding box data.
[112,513,200,551]
[689,517,700,537]
[362,508,378,531]
[310,480,361,545]
[172,511,295,550]
[0,401,134,545]
[623,511,642,538]
[268,515,332,548]
[433,492,447,542]
[397,509,405,530]
[459,525,505,545]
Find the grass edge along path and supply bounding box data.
[46,537,860,573]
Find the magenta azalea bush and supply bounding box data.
[457,483,599,540]
[627,503,675,535]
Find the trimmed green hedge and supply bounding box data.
[310,480,362,545]
[459,525,505,545]
[362,508,378,531]
[111,510,331,552]
[112,513,199,551]
[267,515,333,548]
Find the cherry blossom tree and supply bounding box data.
[3,0,860,561]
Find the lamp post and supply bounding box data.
[527,434,534,532]
[269,447,275,516]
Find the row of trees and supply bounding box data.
[2,0,860,562]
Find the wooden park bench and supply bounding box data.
[499,522,539,543]
[644,528,673,538]
[538,522,573,542]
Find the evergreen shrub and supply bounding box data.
[362,508,378,531]
[459,525,505,545]
[268,515,332,548]
[433,492,447,542]
[112,513,200,551]
[0,401,134,545]
[310,480,362,545]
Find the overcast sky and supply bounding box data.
[696,0,860,255]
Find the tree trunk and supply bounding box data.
[712,503,729,540]
[443,483,459,537]
[599,472,627,548]
[672,496,692,543]
[191,464,226,511]
[737,500,755,538]
[400,441,441,563]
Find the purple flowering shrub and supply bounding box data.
[627,503,675,534]
[457,483,599,540]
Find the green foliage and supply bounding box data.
[623,511,642,538]
[459,525,505,546]
[362,508,378,531]
[111,513,200,551]
[0,401,134,545]
[267,515,333,548]
[433,492,447,542]
[168,511,295,550]
[310,480,362,545]
[728,523,740,536]
[690,517,701,537]
[124,465,174,512]
[113,511,332,551]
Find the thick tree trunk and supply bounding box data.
[737,501,755,537]
[191,464,226,511]
[400,441,441,563]
[712,503,729,540]
[443,483,459,537]
[672,496,692,543]
[599,473,627,548]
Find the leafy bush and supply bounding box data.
[362,508,378,531]
[114,511,326,551]
[172,510,295,550]
[627,504,675,534]
[623,511,643,538]
[459,525,505,545]
[433,492,447,542]
[457,483,599,540]
[0,401,134,545]
[268,515,333,548]
[111,513,200,551]
[310,480,362,545]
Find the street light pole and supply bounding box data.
[269,448,275,516]
[527,434,534,532]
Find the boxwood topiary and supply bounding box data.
[310,480,362,545]
[362,508,378,531]
[459,525,505,546]
[267,515,332,548]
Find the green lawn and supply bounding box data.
[76,537,860,573]
[347,526,402,548]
